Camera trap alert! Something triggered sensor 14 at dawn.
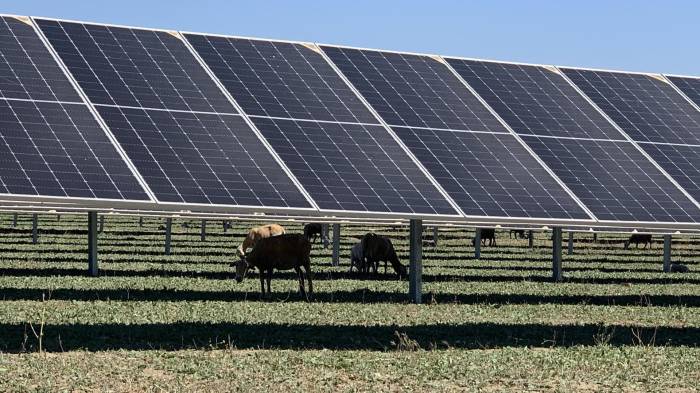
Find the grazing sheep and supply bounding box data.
[670,263,689,273]
[234,234,313,300]
[303,223,324,243]
[472,228,496,247]
[624,234,652,250]
[349,242,363,273]
[360,233,407,278]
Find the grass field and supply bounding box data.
[0,213,699,392]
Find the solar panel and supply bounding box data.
[37,19,312,209]
[521,135,700,222]
[561,69,700,145]
[667,75,700,109]
[0,16,81,102]
[183,35,377,124]
[321,46,589,219]
[97,107,311,207]
[251,117,455,214]
[392,127,589,218]
[36,19,234,113]
[640,143,700,202]
[185,34,459,216]
[446,59,627,140]
[446,58,700,222]
[321,46,507,131]
[0,16,150,201]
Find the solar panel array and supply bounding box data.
[447,59,700,223]
[321,46,589,219]
[36,18,312,209]
[562,68,700,206]
[0,16,150,200]
[185,34,457,215]
[2,14,700,227]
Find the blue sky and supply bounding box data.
[5,0,699,75]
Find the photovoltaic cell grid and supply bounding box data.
[446,59,627,140]
[98,107,310,206]
[0,16,149,200]
[0,17,80,102]
[641,143,700,202]
[667,75,700,109]
[321,46,508,132]
[393,128,589,218]
[35,19,235,113]
[561,69,700,145]
[447,59,700,222]
[186,34,458,215]
[561,69,700,206]
[252,117,454,213]
[322,46,588,219]
[184,35,377,124]
[38,19,311,208]
[521,136,700,222]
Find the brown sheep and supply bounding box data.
[234,234,313,300]
[237,224,286,258]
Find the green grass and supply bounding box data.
[0,213,699,392]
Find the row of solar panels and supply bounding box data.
[1,15,700,228]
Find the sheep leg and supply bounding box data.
[266,268,273,295]
[303,259,313,299]
[294,266,306,299]
[259,275,266,298]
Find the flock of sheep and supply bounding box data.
[232,224,690,300]
[232,223,406,300]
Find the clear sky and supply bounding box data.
[5,0,699,75]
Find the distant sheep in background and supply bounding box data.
[670,263,689,273]
[473,228,496,247]
[624,234,652,249]
[509,229,526,239]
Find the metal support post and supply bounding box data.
[31,214,38,244]
[473,228,482,259]
[165,218,173,255]
[332,223,340,266]
[568,231,574,255]
[552,227,563,282]
[409,219,423,304]
[87,211,98,277]
[663,234,672,273]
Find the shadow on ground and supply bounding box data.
[1,287,699,307]
[0,320,695,353]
